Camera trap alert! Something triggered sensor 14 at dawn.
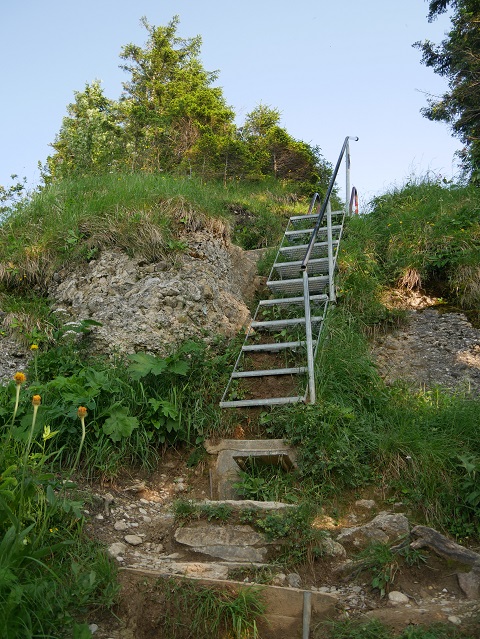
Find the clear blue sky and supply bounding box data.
[1,0,461,205]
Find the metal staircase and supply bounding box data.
[220,136,358,409]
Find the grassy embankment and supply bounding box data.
[0,174,479,637]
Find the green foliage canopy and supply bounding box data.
[44,16,331,191]
[414,0,480,182]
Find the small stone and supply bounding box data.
[125,534,143,546]
[140,498,149,504]
[114,520,128,531]
[355,499,376,509]
[95,514,104,520]
[143,515,152,523]
[448,616,462,625]
[287,573,302,589]
[272,573,286,586]
[108,542,127,557]
[139,507,147,514]
[388,591,409,605]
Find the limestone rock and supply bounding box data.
[355,499,376,510]
[125,534,143,546]
[321,537,347,558]
[457,568,480,599]
[174,525,267,562]
[49,234,260,356]
[108,542,127,557]
[388,591,409,605]
[286,573,302,588]
[336,512,409,549]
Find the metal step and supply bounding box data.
[279,241,338,261]
[242,340,312,352]
[232,367,308,378]
[267,276,329,295]
[285,224,342,240]
[289,210,344,222]
[259,294,328,307]
[273,258,329,278]
[250,316,323,330]
[220,396,304,408]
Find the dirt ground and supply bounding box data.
[82,448,480,638]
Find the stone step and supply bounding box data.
[174,524,269,563]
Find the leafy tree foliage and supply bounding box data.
[45,16,332,193]
[414,0,480,182]
[47,81,125,180]
[238,105,329,188]
[119,16,235,173]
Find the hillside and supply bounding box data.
[0,174,479,638]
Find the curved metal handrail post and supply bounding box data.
[349,186,359,215]
[301,136,358,271]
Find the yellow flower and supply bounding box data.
[30,344,39,350]
[32,395,41,406]
[14,372,26,385]
[77,406,88,419]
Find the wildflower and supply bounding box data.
[14,372,26,385]
[73,406,87,475]
[30,344,39,351]
[32,395,41,406]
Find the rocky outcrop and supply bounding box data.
[49,232,262,356]
[372,308,480,394]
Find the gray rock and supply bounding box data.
[287,573,302,588]
[457,568,480,599]
[448,616,462,625]
[108,542,127,557]
[388,591,409,605]
[114,520,128,531]
[48,238,258,357]
[355,499,376,509]
[174,525,267,562]
[321,537,347,558]
[125,534,143,546]
[272,573,287,586]
[337,512,409,548]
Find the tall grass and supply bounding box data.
[0,173,304,293]
[342,178,480,310]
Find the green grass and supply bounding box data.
[341,179,480,311]
[0,173,305,293]
[317,618,476,639]
[142,577,265,639]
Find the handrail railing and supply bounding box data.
[301,135,358,271]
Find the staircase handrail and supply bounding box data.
[301,135,358,271]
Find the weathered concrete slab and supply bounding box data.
[204,439,297,499]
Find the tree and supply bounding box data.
[46,81,125,180]
[239,105,329,188]
[119,16,235,173]
[414,0,480,181]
